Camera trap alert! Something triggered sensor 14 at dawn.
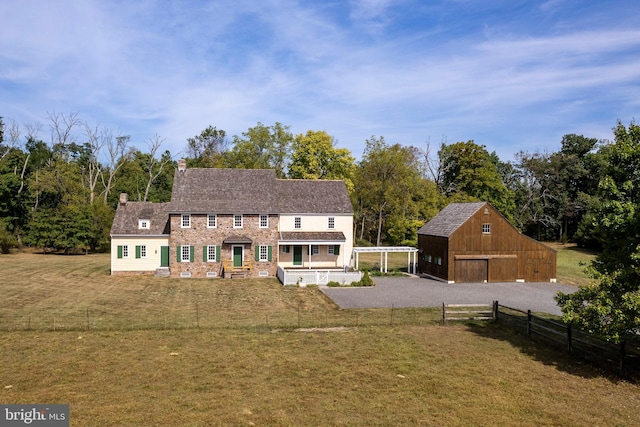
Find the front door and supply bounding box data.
[160,246,169,267]
[233,246,243,268]
[293,246,303,266]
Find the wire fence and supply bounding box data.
[0,305,444,332]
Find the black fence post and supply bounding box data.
[619,340,626,377]
[442,302,446,326]
[527,310,532,337]
[493,301,498,321]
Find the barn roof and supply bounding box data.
[111,202,170,235]
[417,202,487,237]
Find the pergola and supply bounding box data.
[353,246,418,275]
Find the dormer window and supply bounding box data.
[139,219,150,229]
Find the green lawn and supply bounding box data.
[1,251,637,427]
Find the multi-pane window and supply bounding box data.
[294,217,301,229]
[207,245,217,262]
[259,214,268,228]
[328,217,335,229]
[122,245,129,258]
[140,245,146,258]
[207,214,217,228]
[328,245,335,255]
[259,245,269,261]
[482,223,491,234]
[282,245,290,253]
[181,245,191,262]
[234,214,243,228]
[311,245,319,255]
[139,219,150,229]
[181,214,191,228]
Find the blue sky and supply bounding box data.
[1,0,639,162]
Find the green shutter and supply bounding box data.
[268,245,272,262]
[189,246,194,262]
[334,245,340,256]
[135,246,141,259]
[255,246,260,261]
[203,246,208,262]
[176,246,181,262]
[117,245,123,259]
[216,246,221,262]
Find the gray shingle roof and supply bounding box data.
[170,168,353,214]
[170,168,278,213]
[417,202,487,237]
[276,179,353,214]
[279,232,346,242]
[110,202,170,235]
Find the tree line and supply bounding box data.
[0,113,636,254]
[1,113,639,342]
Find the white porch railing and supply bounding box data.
[277,267,362,286]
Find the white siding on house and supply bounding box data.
[279,214,354,269]
[111,236,170,273]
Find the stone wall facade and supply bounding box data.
[169,213,279,278]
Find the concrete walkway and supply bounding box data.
[320,276,577,316]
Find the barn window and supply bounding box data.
[482,223,491,234]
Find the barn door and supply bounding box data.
[455,259,488,283]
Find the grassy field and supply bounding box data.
[2,251,638,426]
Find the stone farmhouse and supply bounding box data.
[110,161,354,279]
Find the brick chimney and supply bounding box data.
[178,159,187,172]
[119,193,128,206]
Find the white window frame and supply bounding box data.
[259,245,269,262]
[138,219,150,230]
[122,245,129,258]
[294,217,301,229]
[234,214,243,229]
[328,217,335,229]
[311,245,319,255]
[482,223,491,234]
[181,214,191,228]
[207,245,217,262]
[140,245,147,258]
[328,245,335,255]
[207,214,217,228]
[181,245,191,262]
[259,214,268,228]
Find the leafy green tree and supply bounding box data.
[288,130,356,193]
[438,140,516,224]
[225,122,292,177]
[0,220,17,253]
[556,121,640,343]
[186,125,227,168]
[355,136,423,245]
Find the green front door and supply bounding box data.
[293,246,303,266]
[233,246,243,268]
[160,246,169,267]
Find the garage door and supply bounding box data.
[455,259,488,283]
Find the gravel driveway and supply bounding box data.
[320,276,577,316]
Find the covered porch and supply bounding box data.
[278,231,348,270]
